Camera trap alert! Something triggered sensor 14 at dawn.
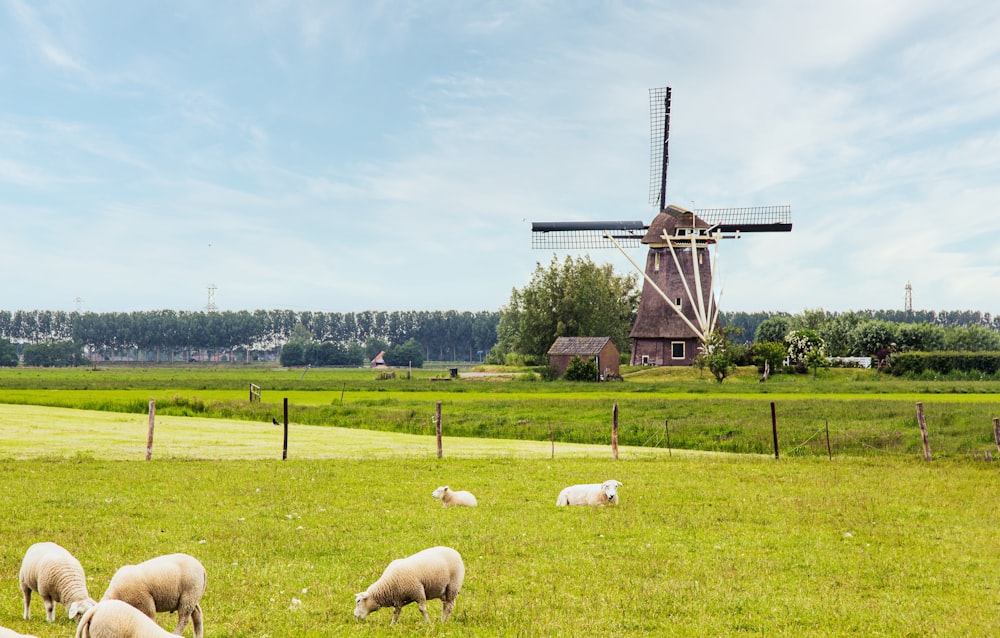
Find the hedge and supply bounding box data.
[887,351,1000,376]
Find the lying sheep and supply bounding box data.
[431,486,478,507]
[19,541,98,622]
[0,627,39,638]
[354,546,464,625]
[556,479,623,506]
[75,600,176,638]
[101,553,206,638]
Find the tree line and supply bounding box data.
[0,309,499,364]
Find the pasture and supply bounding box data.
[0,366,999,636]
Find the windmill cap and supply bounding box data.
[642,206,713,245]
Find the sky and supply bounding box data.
[2,1,999,316]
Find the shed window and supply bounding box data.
[671,342,685,359]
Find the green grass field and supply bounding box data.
[1,366,999,636]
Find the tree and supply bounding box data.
[849,320,899,357]
[279,342,305,367]
[497,255,639,362]
[0,339,18,367]
[754,317,791,344]
[695,329,742,383]
[751,341,787,374]
[384,338,425,368]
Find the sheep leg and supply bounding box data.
[441,598,455,622]
[174,610,191,636]
[43,597,55,622]
[21,586,31,620]
[390,606,403,625]
[191,604,203,638]
[417,600,431,623]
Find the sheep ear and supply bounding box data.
[68,601,79,618]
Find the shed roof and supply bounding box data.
[547,336,615,356]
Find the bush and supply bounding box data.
[563,356,598,382]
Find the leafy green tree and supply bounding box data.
[849,320,899,357]
[754,317,791,344]
[945,325,1000,351]
[563,356,598,381]
[0,339,18,367]
[497,255,638,362]
[279,342,306,367]
[696,329,742,383]
[385,338,425,368]
[751,341,787,374]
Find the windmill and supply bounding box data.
[531,87,791,366]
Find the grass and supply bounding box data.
[0,453,997,637]
[1,366,999,636]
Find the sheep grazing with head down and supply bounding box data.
[74,600,176,638]
[354,546,464,625]
[0,627,39,638]
[19,541,98,622]
[431,486,478,507]
[556,480,623,506]
[101,553,206,638]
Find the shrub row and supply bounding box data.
[887,351,1000,376]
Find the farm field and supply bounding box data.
[1,365,999,458]
[0,365,998,636]
[1,451,998,636]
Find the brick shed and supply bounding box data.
[547,336,620,380]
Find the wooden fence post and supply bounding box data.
[916,402,931,461]
[770,401,779,459]
[436,402,443,459]
[282,398,289,460]
[549,423,554,459]
[145,399,155,461]
[825,419,832,460]
[612,404,619,460]
[665,419,671,457]
[993,417,1000,454]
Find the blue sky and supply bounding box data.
[2,1,999,315]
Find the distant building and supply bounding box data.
[547,337,620,379]
[370,350,386,367]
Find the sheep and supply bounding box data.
[19,541,98,622]
[101,553,206,638]
[75,600,176,638]
[431,485,478,507]
[354,546,464,625]
[0,627,39,638]
[556,479,623,506]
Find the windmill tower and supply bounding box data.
[531,87,792,366]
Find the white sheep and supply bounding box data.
[101,553,206,638]
[556,479,623,506]
[354,546,465,625]
[0,627,39,638]
[431,486,478,507]
[75,600,176,638]
[19,541,98,622]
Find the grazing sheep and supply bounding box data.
[556,480,623,506]
[19,542,98,622]
[354,546,464,625]
[101,553,206,638]
[75,600,175,638]
[0,627,39,638]
[431,486,478,507]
